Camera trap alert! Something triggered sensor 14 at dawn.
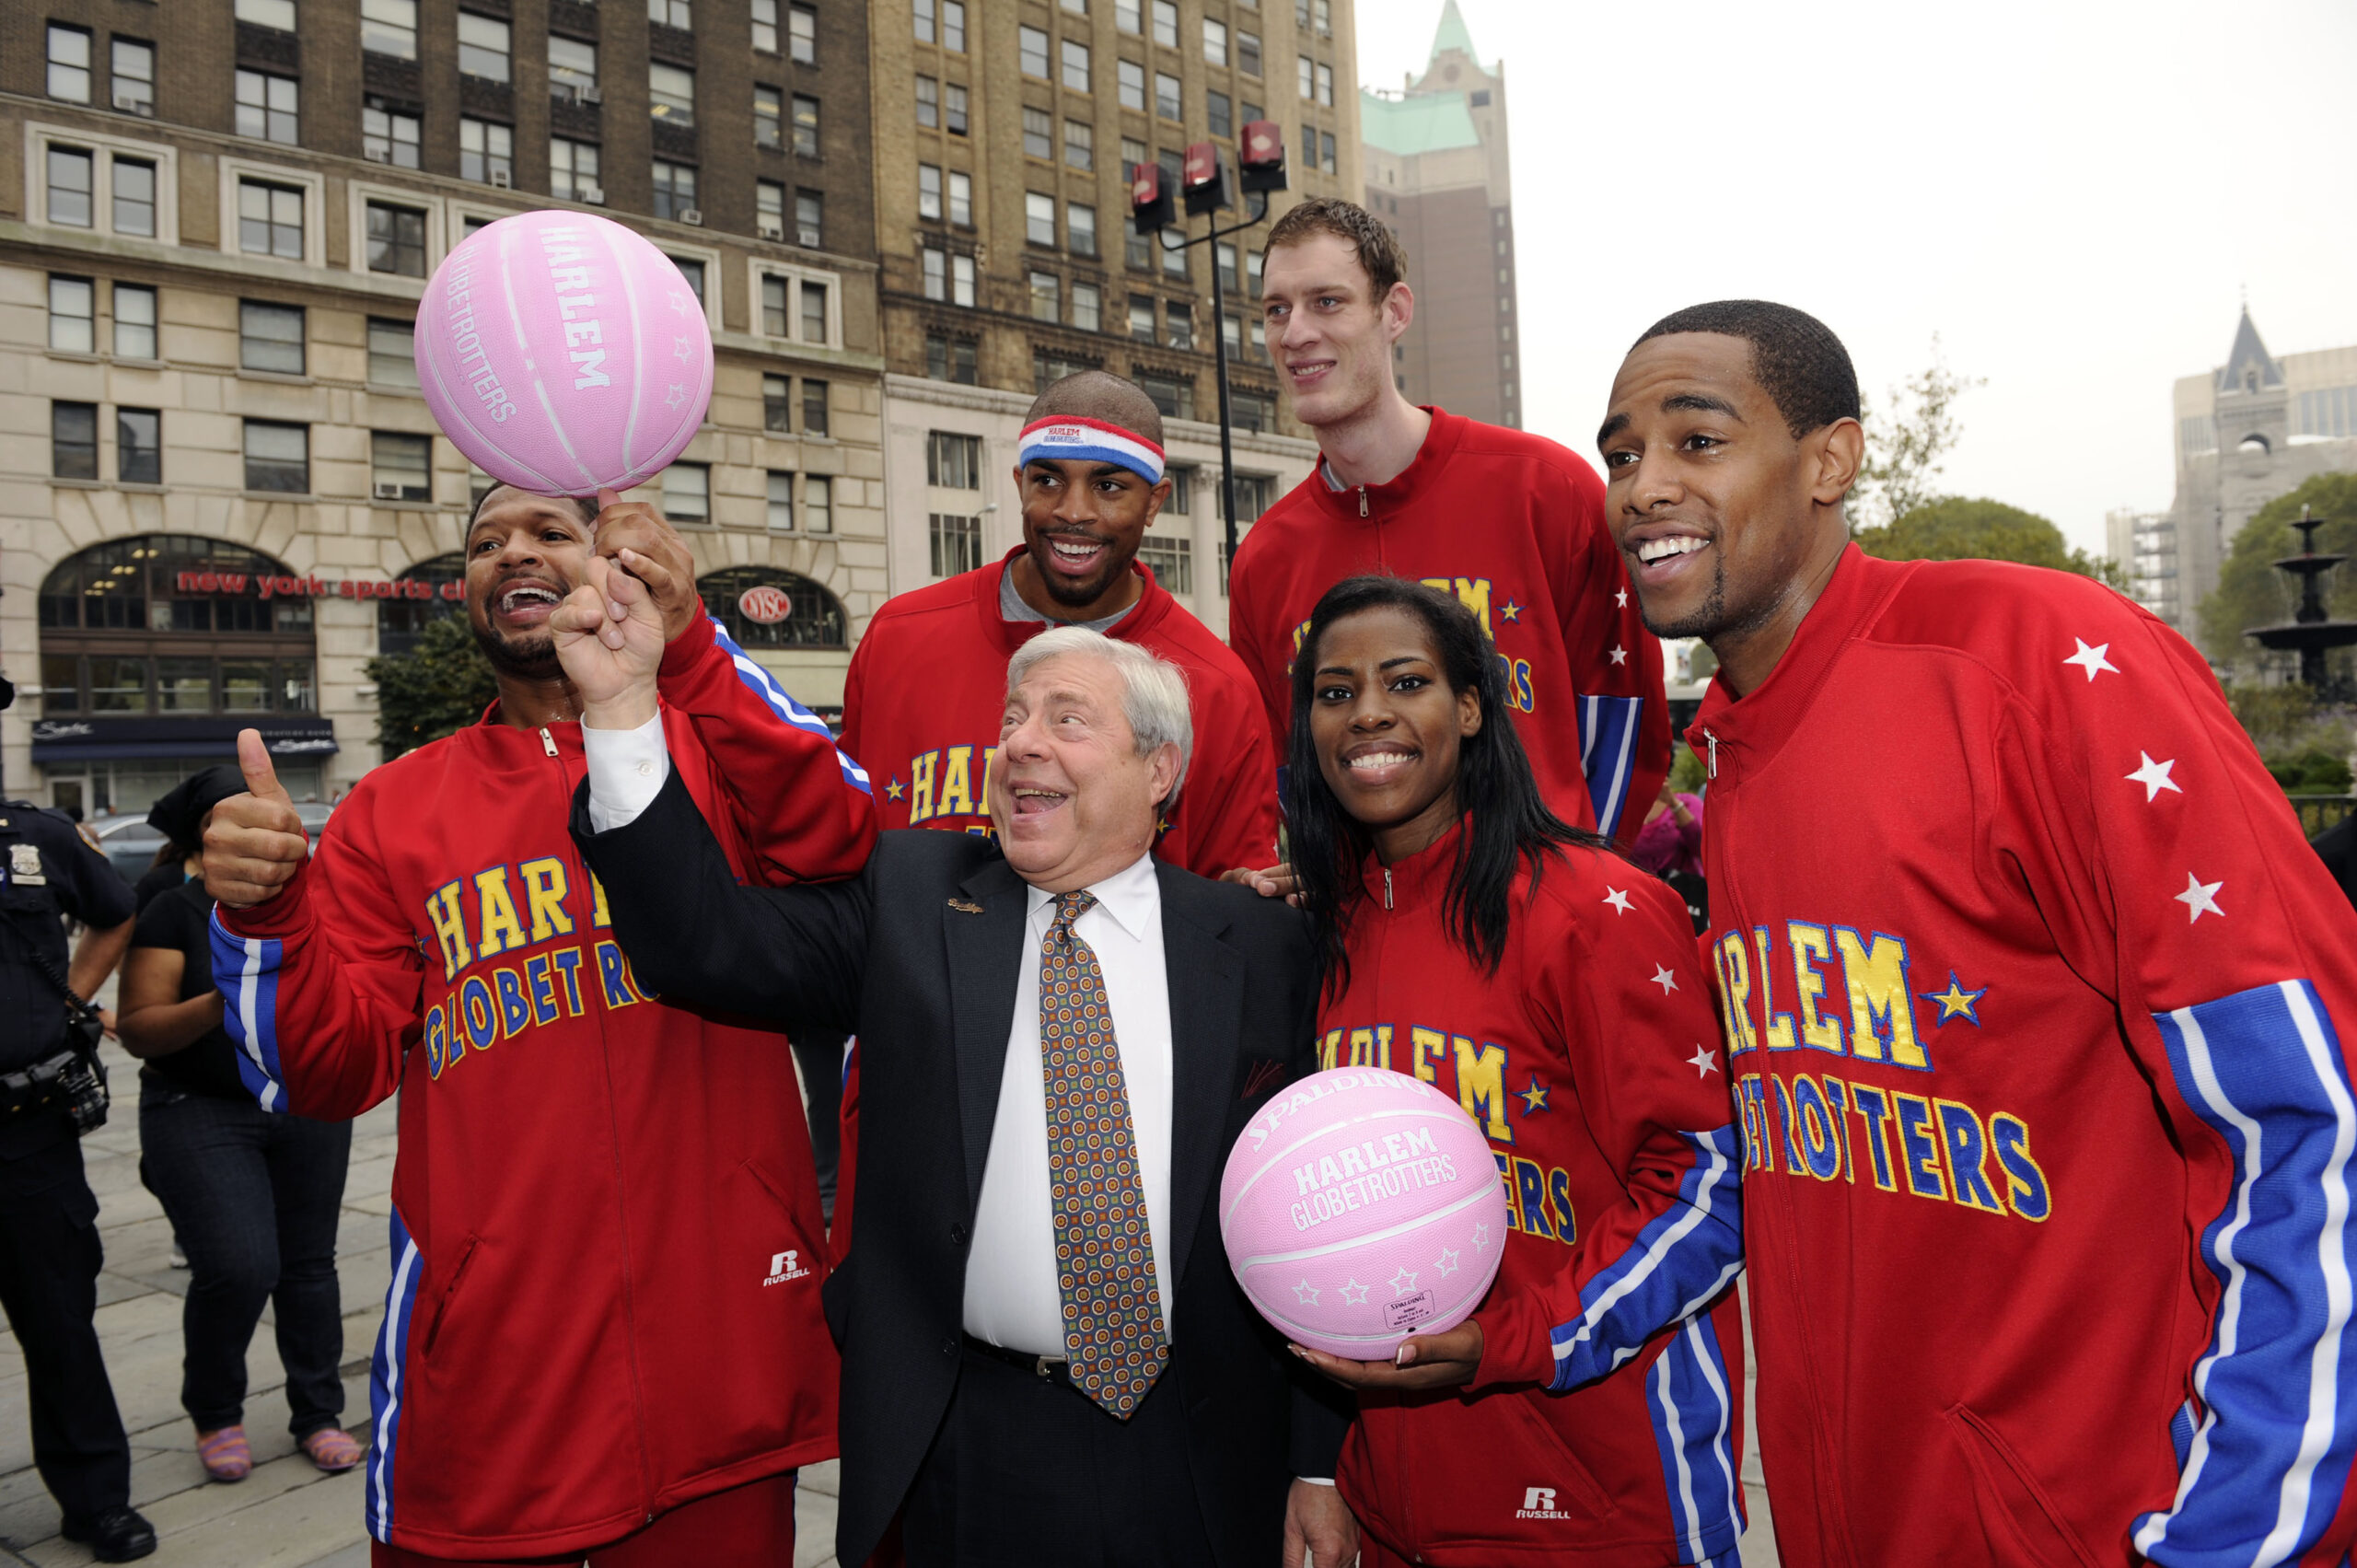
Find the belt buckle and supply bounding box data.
[1033,1354,1055,1378]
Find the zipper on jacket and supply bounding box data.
[1702,728,1719,779]
[540,726,558,758]
[1357,485,1369,517]
[1382,868,1393,910]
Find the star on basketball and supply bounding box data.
[1433,1248,1460,1279]
[1650,964,1679,994]
[1603,887,1632,915]
[1921,970,1985,1026]
[663,382,688,411]
[1339,1278,1370,1305]
[2127,752,2182,802]
[667,291,693,317]
[672,333,693,361]
[1292,1278,1321,1306]
[1517,1076,1550,1114]
[2176,872,2224,923]
[1688,1043,1719,1077]
[1471,1223,1492,1252]
[1388,1266,1420,1297]
[2063,638,2119,682]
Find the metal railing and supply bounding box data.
[2289,796,2356,837]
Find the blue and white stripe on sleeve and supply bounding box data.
[708,617,871,794]
[366,1207,423,1544]
[1549,1124,1744,1392]
[1646,1312,1744,1565]
[1577,692,1643,838]
[209,908,289,1113]
[2136,979,2357,1568]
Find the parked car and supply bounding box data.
[91,799,333,883]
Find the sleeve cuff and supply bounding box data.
[1295,1476,1335,1486]
[584,710,673,832]
[657,608,719,682]
[1469,1305,1554,1390]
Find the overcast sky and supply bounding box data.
[1351,0,2357,554]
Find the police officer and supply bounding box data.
[0,802,155,1561]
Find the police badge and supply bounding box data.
[8,842,43,885]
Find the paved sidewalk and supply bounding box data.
[0,1040,1769,1567]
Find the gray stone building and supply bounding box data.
[2,0,888,819]
[866,0,1351,638]
[1357,0,1515,428]
[2146,308,2357,644]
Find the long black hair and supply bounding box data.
[1285,575,1606,991]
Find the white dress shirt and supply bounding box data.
[963,850,1174,1359]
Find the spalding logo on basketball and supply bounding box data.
[414,210,714,497]
[1221,1067,1508,1360]
[737,585,792,625]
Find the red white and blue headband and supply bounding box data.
[1016,416,1167,485]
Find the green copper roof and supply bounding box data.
[1429,0,1481,66]
[1360,87,1481,156]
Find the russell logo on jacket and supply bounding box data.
[1515,1487,1574,1521]
[763,1250,811,1286]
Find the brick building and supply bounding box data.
[866,0,1356,637]
[0,0,886,817]
[1358,0,1516,428]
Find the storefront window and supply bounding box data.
[37,535,317,714]
[697,565,846,649]
[377,552,467,657]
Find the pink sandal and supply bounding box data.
[196,1425,251,1482]
[301,1427,365,1473]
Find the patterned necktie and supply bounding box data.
[1039,889,1168,1418]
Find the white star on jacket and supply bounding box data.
[1603,887,1632,915]
[1689,1043,1719,1077]
[2175,873,2224,923]
[1650,964,1679,995]
[1609,645,1629,666]
[2064,638,2119,682]
[2128,752,2182,802]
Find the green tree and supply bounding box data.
[2194,472,2357,668]
[366,611,497,761]
[1846,341,1983,531]
[1853,496,2116,581]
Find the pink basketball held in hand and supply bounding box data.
[1221,1067,1510,1361]
[414,210,714,496]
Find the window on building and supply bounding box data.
[1316,63,1333,106]
[1136,367,1191,420]
[925,333,978,383]
[764,470,796,530]
[1019,26,1050,77]
[800,282,829,343]
[115,285,157,359]
[1161,223,1188,277]
[1233,389,1275,433]
[1214,240,1238,293]
[1062,40,1091,92]
[237,179,305,260]
[1208,89,1232,138]
[369,319,417,388]
[1320,130,1336,172]
[757,374,790,430]
[948,169,972,225]
[549,35,598,93]
[952,253,976,306]
[551,138,600,200]
[48,24,93,103]
[1167,301,1193,351]
[930,513,981,576]
[915,0,935,42]
[805,475,833,534]
[366,203,427,276]
[918,163,943,219]
[1023,106,1053,159]
[1029,270,1060,322]
[1119,60,1146,111]
[663,461,710,523]
[107,156,155,236]
[1129,295,1155,342]
[650,63,696,125]
[458,13,511,81]
[240,301,305,375]
[756,179,788,236]
[1034,348,1098,390]
[1069,202,1097,258]
[649,0,693,28]
[793,94,819,156]
[669,255,705,303]
[1300,121,1316,167]
[1063,119,1094,170]
[790,4,817,62]
[761,275,790,336]
[1164,466,1190,512]
[364,102,423,168]
[243,419,308,492]
[1313,0,1330,33]
[1152,0,1178,46]
[753,0,780,50]
[921,244,946,300]
[1238,31,1261,75]
[1064,0,1087,11]
[236,70,299,143]
[1118,0,1142,33]
[1073,282,1101,332]
[1297,54,1313,99]
[945,82,969,133]
[372,431,432,500]
[916,75,939,127]
[46,147,93,228]
[1026,192,1056,246]
[802,377,830,433]
[117,409,162,484]
[1202,18,1228,64]
[49,276,95,353]
[52,401,99,480]
[650,160,696,220]
[460,118,513,184]
[111,39,156,114]
[796,190,823,247]
[1155,72,1181,119]
[1136,534,1190,592]
[942,1,967,51]
[363,0,418,58]
[927,431,982,488]
[754,85,784,147]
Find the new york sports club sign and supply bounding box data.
[175,570,461,602]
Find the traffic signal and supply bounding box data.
[1131,159,1174,235]
[1239,120,1287,193]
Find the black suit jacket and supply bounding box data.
[573,773,1349,1568]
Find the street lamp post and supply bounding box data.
[1132,122,1288,575]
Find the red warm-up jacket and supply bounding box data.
[1226,407,1667,841]
[1699,546,2357,1567]
[211,615,876,1560]
[1318,825,1746,1566]
[839,546,1278,877]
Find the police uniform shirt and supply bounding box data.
[0,806,133,1156]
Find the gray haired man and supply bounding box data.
[548,557,1357,1568]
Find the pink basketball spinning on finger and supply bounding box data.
[1222,1067,1509,1361]
[414,210,714,496]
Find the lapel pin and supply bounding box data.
[946,898,984,914]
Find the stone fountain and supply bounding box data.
[2247,505,2357,700]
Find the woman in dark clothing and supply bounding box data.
[118,767,359,1483]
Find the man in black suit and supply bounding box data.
[549,554,1356,1568]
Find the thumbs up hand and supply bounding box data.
[203,730,312,910]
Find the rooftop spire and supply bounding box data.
[2218,304,2283,394]
[1428,0,1481,67]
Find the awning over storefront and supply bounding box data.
[30,715,338,764]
